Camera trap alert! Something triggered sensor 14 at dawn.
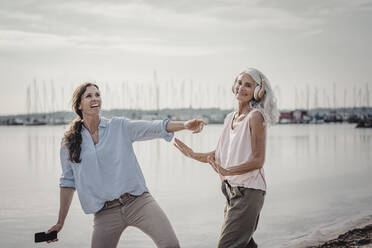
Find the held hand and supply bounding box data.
[46,223,63,243]
[184,119,207,133]
[173,138,194,158]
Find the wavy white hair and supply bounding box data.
[235,68,279,126]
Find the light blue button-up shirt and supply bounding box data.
[59,117,174,214]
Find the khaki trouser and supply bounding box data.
[91,192,180,248]
[218,181,265,248]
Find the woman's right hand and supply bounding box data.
[174,138,195,159]
[46,222,63,243]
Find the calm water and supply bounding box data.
[0,123,371,248]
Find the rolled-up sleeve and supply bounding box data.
[59,145,75,188]
[125,118,174,142]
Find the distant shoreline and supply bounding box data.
[1,107,372,126]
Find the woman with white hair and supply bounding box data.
[174,68,279,248]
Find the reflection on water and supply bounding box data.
[25,126,60,175]
[0,124,371,248]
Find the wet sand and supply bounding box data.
[286,215,372,248]
[307,224,372,248]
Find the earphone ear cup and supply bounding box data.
[254,85,261,100]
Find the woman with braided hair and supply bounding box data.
[174,68,279,248]
[46,82,206,248]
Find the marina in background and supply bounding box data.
[1,107,372,128]
[1,75,371,127]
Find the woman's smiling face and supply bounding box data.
[78,86,102,117]
[233,73,256,103]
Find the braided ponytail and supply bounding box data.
[64,117,83,163]
[63,82,99,163]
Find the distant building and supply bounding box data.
[279,110,311,124]
[279,111,293,124]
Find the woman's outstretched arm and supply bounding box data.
[46,187,75,243]
[125,118,206,142]
[166,119,207,133]
[174,138,215,163]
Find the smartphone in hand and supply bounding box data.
[34,231,57,243]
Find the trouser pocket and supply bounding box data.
[222,181,243,206]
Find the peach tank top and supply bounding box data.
[215,109,267,191]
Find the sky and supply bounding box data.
[1,0,372,115]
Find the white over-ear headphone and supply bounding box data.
[253,72,266,101]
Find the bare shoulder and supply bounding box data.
[248,111,266,136]
[249,110,265,126]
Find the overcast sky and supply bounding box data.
[1,0,371,114]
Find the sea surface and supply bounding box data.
[0,123,371,248]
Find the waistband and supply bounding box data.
[100,193,138,212]
[222,180,266,195]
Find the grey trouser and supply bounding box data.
[218,180,265,248]
[91,192,180,248]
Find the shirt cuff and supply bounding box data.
[161,118,174,142]
[59,178,75,188]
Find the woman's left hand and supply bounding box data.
[184,119,207,133]
[207,155,228,176]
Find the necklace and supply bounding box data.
[234,111,250,122]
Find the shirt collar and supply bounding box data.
[82,117,108,131]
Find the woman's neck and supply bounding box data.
[82,114,100,134]
[237,101,252,116]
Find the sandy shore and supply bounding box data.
[307,224,372,248]
[285,215,372,248]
